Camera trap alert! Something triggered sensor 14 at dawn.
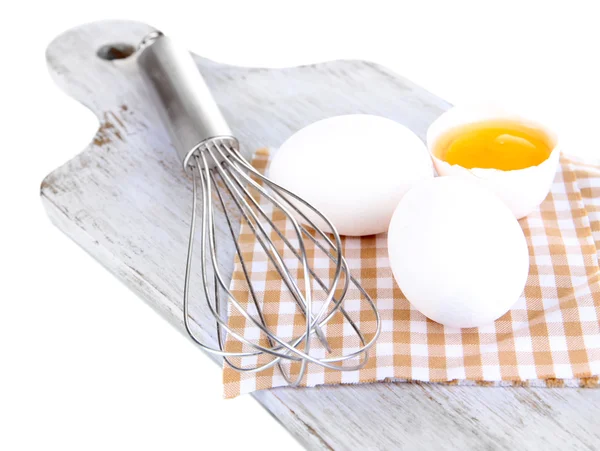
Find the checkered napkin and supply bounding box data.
[222,150,600,398]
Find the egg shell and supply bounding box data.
[427,105,560,219]
[268,114,434,236]
[387,176,530,329]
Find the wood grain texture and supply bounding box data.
[41,20,600,450]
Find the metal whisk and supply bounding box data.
[137,31,380,386]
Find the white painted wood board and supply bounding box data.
[41,20,600,450]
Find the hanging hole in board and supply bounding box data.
[97,43,136,60]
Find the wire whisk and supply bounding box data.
[138,32,381,386]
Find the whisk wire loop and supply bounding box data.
[181,143,381,382]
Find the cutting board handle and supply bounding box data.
[46,21,158,117]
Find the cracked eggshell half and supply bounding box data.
[427,105,561,219]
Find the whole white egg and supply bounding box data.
[268,115,434,236]
[387,176,530,328]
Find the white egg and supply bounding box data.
[268,114,434,236]
[387,176,530,328]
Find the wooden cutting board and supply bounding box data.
[41,20,600,450]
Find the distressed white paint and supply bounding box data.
[41,20,600,451]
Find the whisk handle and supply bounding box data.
[137,31,238,171]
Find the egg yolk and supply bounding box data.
[435,120,553,171]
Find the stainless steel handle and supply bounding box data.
[137,31,238,170]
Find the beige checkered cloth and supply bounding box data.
[223,150,600,398]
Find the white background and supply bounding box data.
[1,1,599,450]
